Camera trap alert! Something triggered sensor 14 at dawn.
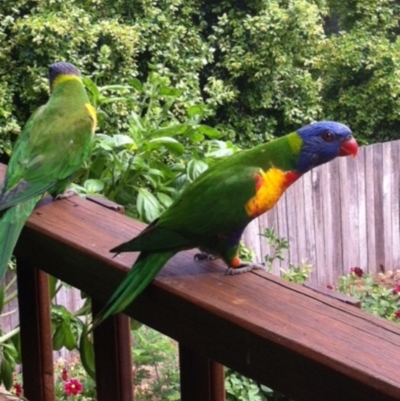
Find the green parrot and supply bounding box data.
[0,62,96,282]
[94,121,358,326]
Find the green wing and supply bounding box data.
[112,164,261,254]
[158,164,259,237]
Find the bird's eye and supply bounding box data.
[322,131,334,142]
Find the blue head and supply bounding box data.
[49,62,81,90]
[296,121,357,173]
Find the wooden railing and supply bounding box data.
[5,163,400,401]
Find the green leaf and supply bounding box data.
[149,124,189,138]
[0,358,12,390]
[156,192,173,208]
[52,325,65,350]
[84,179,105,193]
[0,287,4,315]
[10,332,21,364]
[198,125,223,139]
[187,159,208,181]
[48,275,58,300]
[187,105,206,117]
[98,96,129,105]
[111,134,134,147]
[189,132,205,143]
[83,77,100,100]
[129,78,143,91]
[148,137,185,155]
[79,327,96,379]
[99,84,131,92]
[136,188,162,223]
[159,87,182,97]
[62,322,76,351]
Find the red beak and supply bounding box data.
[339,137,358,157]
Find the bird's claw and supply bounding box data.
[225,262,266,275]
[194,252,218,262]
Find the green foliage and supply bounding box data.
[280,260,313,284]
[225,368,288,401]
[238,241,256,263]
[73,74,238,221]
[226,369,267,401]
[6,0,400,155]
[133,326,180,401]
[338,272,400,321]
[3,0,400,153]
[0,0,212,154]
[318,0,400,143]
[260,228,289,272]
[208,0,327,143]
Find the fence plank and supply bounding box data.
[391,141,400,269]
[383,142,393,271]
[293,176,306,266]
[302,172,317,280]
[356,148,368,271]
[276,190,290,270]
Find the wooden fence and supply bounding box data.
[2,139,400,333]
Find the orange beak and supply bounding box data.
[338,137,358,157]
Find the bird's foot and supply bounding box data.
[225,262,266,275]
[55,188,79,200]
[194,252,218,262]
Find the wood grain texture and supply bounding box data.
[179,345,225,401]
[92,302,134,401]
[16,261,54,401]
[10,182,400,401]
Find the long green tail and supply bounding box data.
[0,198,39,282]
[93,250,176,327]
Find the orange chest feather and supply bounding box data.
[245,168,301,218]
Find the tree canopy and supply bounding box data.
[1,0,400,147]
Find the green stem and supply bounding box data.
[0,327,19,344]
[54,283,63,297]
[4,275,17,293]
[0,308,17,318]
[72,302,91,318]
[4,290,18,305]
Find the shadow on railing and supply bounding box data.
[8,163,400,401]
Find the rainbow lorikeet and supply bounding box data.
[94,121,357,325]
[0,62,96,282]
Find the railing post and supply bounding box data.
[179,344,225,401]
[92,302,134,401]
[16,259,55,401]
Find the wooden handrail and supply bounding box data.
[4,163,400,401]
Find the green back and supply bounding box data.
[0,79,94,209]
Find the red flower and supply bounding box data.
[395,310,400,320]
[13,383,23,396]
[350,267,364,277]
[64,379,83,396]
[61,367,68,381]
[392,284,400,295]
